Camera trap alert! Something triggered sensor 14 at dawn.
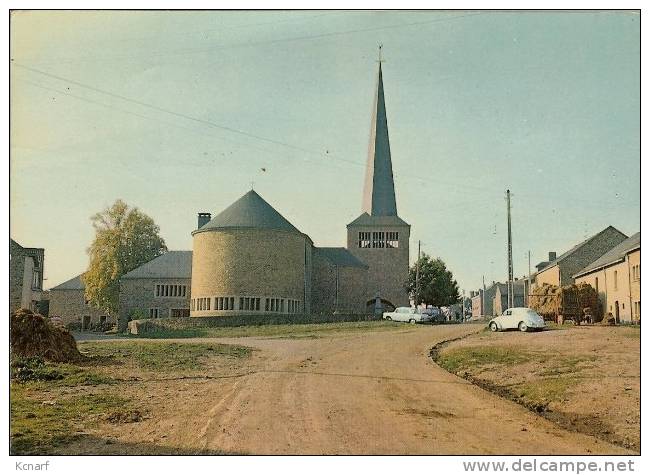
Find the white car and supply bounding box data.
[488,307,546,332]
[382,307,432,324]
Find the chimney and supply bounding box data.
[197,212,211,229]
[548,251,557,261]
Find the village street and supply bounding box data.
[99,325,630,455]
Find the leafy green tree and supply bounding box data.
[83,200,167,315]
[405,254,460,307]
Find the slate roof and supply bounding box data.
[121,251,192,280]
[538,226,627,271]
[573,232,640,278]
[362,63,398,217]
[315,247,368,269]
[347,212,409,227]
[194,190,302,235]
[50,274,85,291]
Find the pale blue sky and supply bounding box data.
[10,10,640,292]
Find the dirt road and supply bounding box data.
[106,325,629,454]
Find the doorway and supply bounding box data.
[614,301,620,323]
[82,315,91,330]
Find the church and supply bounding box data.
[187,61,410,318]
[49,60,414,329]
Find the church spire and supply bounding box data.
[361,46,398,217]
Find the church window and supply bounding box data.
[372,231,385,248]
[386,231,399,248]
[358,232,371,248]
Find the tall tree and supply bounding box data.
[83,200,167,315]
[405,254,460,307]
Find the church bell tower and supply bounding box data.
[347,49,410,311]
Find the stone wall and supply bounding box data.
[190,228,311,317]
[311,252,368,315]
[119,278,191,330]
[346,223,410,308]
[9,242,25,313]
[49,288,113,327]
[9,240,44,314]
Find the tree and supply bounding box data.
[83,200,167,315]
[405,254,460,307]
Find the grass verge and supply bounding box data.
[128,320,405,340]
[79,341,252,371]
[10,386,128,455]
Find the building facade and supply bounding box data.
[493,280,526,315]
[49,274,113,328]
[119,251,192,328]
[10,239,44,314]
[535,226,628,287]
[573,232,640,323]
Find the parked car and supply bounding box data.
[382,307,432,324]
[420,307,445,323]
[488,307,546,332]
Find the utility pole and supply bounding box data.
[527,250,531,306]
[415,240,421,308]
[506,190,514,309]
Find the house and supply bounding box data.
[119,251,193,324]
[535,226,628,287]
[573,232,640,323]
[493,280,526,315]
[471,282,504,317]
[49,274,113,329]
[10,239,44,314]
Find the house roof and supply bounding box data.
[121,251,192,280]
[347,212,409,227]
[194,190,302,235]
[50,274,85,291]
[315,247,368,269]
[537,226,627,272]
[573,232,640,278]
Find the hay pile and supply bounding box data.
[576,282,601,321]
[529,284,580,320]
[10,308,82,362]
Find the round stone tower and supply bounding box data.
[190,190,312,317]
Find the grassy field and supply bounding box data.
[433,325,640,451]
[128,319,408,339]
[10,341,252,455]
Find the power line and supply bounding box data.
[13,63,504,197]
[14,12,487,65]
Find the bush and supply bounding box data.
[10,356,64,383]
[65,321,82,332]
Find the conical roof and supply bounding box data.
[362,63,398,217]
[194,190,301,235]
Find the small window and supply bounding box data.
[358,231,371,248]
[372,231,385,248]
[386,231,399,248]
[614,270,618,290]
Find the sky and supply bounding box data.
[10,10,640,292]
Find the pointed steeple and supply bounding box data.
[361,57,398,217]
